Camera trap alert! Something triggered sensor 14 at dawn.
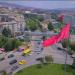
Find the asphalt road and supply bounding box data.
[0,35,73,75]
[0,36,43,74]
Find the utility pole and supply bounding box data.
[64,19,71,75]
[64,37,70,75]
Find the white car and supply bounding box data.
[16,35,24,39]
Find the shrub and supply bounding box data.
[72,58,75,68]
[48,22,54,31]
[2,27,11,37]
[62,39,69,48]
[70,42,75,52]
[45,55,53,64]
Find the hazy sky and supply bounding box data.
[1,1,75,9]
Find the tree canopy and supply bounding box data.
[37,16,44,22]
[2,27,11,37]
[51,13,58,20]
[0,36,22,51]
[26,19,37,31]
[48,22,54,31]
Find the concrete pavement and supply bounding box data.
[42,43,73,65]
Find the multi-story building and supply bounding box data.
[0,14,26,36]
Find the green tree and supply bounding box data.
[26,19,37,31]
[4,38,22,51]
[4,39,13,51]
[37,16,44,22]
[48,22,54,31]
[0,36,22,51]
[72,58,75,68]
[70,42,75,52]
[62,39,70,48]
[0,36,8,47]
[51,13,58,20]
[61,39,74,55]
[37,21,43,31]
[62,40,68,48]
[2,27,11,37]
[12,39,22,49]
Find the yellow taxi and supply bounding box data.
[23,49,31,54]
[22,48,31,56]
[18,60,27,65]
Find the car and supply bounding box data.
[16,36,24,39]
[36,46,39,48]
[9,59,17,65]
[22,49,31,56]
[17,48,24,52]
[34,50,40,52]
[18,60,27,65]
[37,52,40,54]
[0,57,5,61]
[11,65,19,71]
[57,47,63,50]
[36,57,43,61]
[8,54,14,58]
[28,53,32,56]
[37,41,40,44]
[41,48,43,50]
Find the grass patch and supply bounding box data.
[15,64,74,75]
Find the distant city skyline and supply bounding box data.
[1,1,75,9]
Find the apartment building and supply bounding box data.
[0,14,25,36]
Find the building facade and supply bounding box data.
[0,14,26,36]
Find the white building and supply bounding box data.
[0,14,26,36]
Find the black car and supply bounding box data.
[8,54,14,58]
[41,48,43,50]
[0,57,5,61]
[37,52,40,54]
[37,41,40,44]
[9,59,17,65]
[57,47,63,50]
[11,65,19,71]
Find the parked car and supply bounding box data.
[37,41,40,44]
[36,46,39,48]
[16,35,24,40]
[37,52,41,54]
[9,59,17,65]
[11,65,19,71]
[0,57,5,61]
[17,47,24,52]
[41,48,43,50]
[28,53,32,56]
[8,54,14,58]
[18,60,27,65]
[22,49,31,56]
[57,47,63,50]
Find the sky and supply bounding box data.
[1,1,75,9]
